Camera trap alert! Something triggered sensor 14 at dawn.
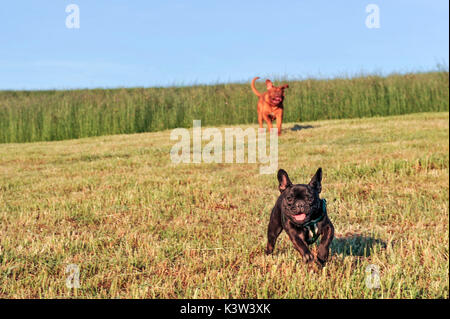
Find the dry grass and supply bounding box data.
[0,112,448,298]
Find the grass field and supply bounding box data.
[0,111,448,298]
[0,71,448,143]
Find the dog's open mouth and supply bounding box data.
[293,213,306,222]
[271,97,282,104]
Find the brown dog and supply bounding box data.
[251,77,289,135]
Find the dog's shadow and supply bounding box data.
[290,124,315,131]
[330,234,387,257]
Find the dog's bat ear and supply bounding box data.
[309,167,322,194]
[278,169,292,192]
[265,79,274,89]
[281,84,289,96]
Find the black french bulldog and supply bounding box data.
[266,168,334,267]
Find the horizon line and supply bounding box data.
[1,65,448,93]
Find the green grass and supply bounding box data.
[0,112,448,298]
[0,71,448,143]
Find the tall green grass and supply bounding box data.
[0,71,448,143]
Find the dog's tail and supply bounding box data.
[251,77,262,97]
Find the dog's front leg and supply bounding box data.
[285,226,314,263]
[266,207,283,254]
[258,110,264,130]
[275,112,283,136]
[262,114,273,131]
[316,221,334,266]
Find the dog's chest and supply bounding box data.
[266,106,281,119]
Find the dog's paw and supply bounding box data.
[314,257,326,269]
[303,253,314,264]
[306,259,323,273]
[316,246,329,265]
[265,245,274,255]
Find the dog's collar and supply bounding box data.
[282,199,327,245]
[303,199,327,228]
[303,199,327,245]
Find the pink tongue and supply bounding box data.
[294,214,306,222]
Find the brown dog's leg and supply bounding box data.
[316,222,334,266]
[276,115,282,136]
[263,114,273,131]
[266,207,283,254]
[285,225,314,263]
[258,111,264,130]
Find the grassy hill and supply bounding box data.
[0,112,448,298]
[0,71,448,143]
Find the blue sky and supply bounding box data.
[0,0,448,90]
